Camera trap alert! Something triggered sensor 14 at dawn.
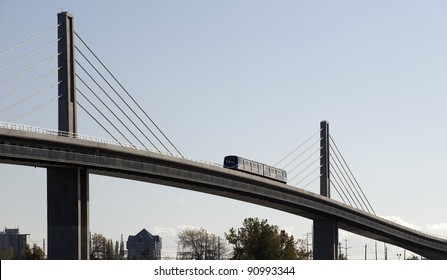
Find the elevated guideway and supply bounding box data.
[1,124,446,259]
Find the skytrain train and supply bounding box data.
[223,155,287,183]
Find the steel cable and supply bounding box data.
[275,128,322,167]
[76,76,149,150]
[75,61,158,152]
[329,176,348,205]
[0,81,61,115]
[287,146,321,175]
[330,170,352,206]
[289,156,322,183]
[76,87,138,149]
[294,165,321,187]
[74,31,183,157]
[330,146,367,211]
[0,52,61,87]
[330,135,376,215]
[75,47,173,155]
[0,38,61,72]
[330,161,361,210]
[8,94,62,123]
[282,138,322,170]
[0,66,61,101]
[76,101,122,145]
[0,24,61,57]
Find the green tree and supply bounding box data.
[296,238,312,260]
[0,247,13,260]
[114,241,119,259]
[20,243,45,260]
[90,233,125,260]
[225,218,302,260]
[105,239,115,260]
[90,233,106,260]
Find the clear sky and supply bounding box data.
[1,0,447,260]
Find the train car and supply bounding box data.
[223,155,287,183]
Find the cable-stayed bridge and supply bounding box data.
[1,12,446,260]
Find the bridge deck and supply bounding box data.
[1,126,446,259]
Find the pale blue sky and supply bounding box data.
[1,0,447,259]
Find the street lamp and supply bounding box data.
[397,253,402,260]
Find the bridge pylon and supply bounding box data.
[46,12,89,260]
[313,120,339,259]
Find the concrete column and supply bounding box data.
[47,168,89,259]
[57,12,76,135]
[313,219,338,260]
[313,120,339,259]
[320,120,330,197]
[46,12,89,260]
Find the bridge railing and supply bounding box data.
[0,121,223,168]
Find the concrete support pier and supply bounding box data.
[313,120,339,259]
[47,168,89,259]
[46,12,90,260]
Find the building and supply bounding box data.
[0,228,27,259]
[127,228,162,260]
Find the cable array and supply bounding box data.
[329,135,376,215]
[276,127,376,215]
[275,129,322,190]
[74,31,184,157]
[0,24,61,123]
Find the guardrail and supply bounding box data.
[0,121,222,168]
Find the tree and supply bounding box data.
[20,243,45,260]
[296,238,312,260]
[105,239,115,260]
[114,241,119,259]
[90,233,106,260]
[177,228,228,260]
[225,218,303,260]
[0,247,13,260]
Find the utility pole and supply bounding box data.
[365,244,367,260]
[305,232,312,260]
[338,242,342,259]
[345,238,348,259]
[375,242,377,260]
[384,243,388,260]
